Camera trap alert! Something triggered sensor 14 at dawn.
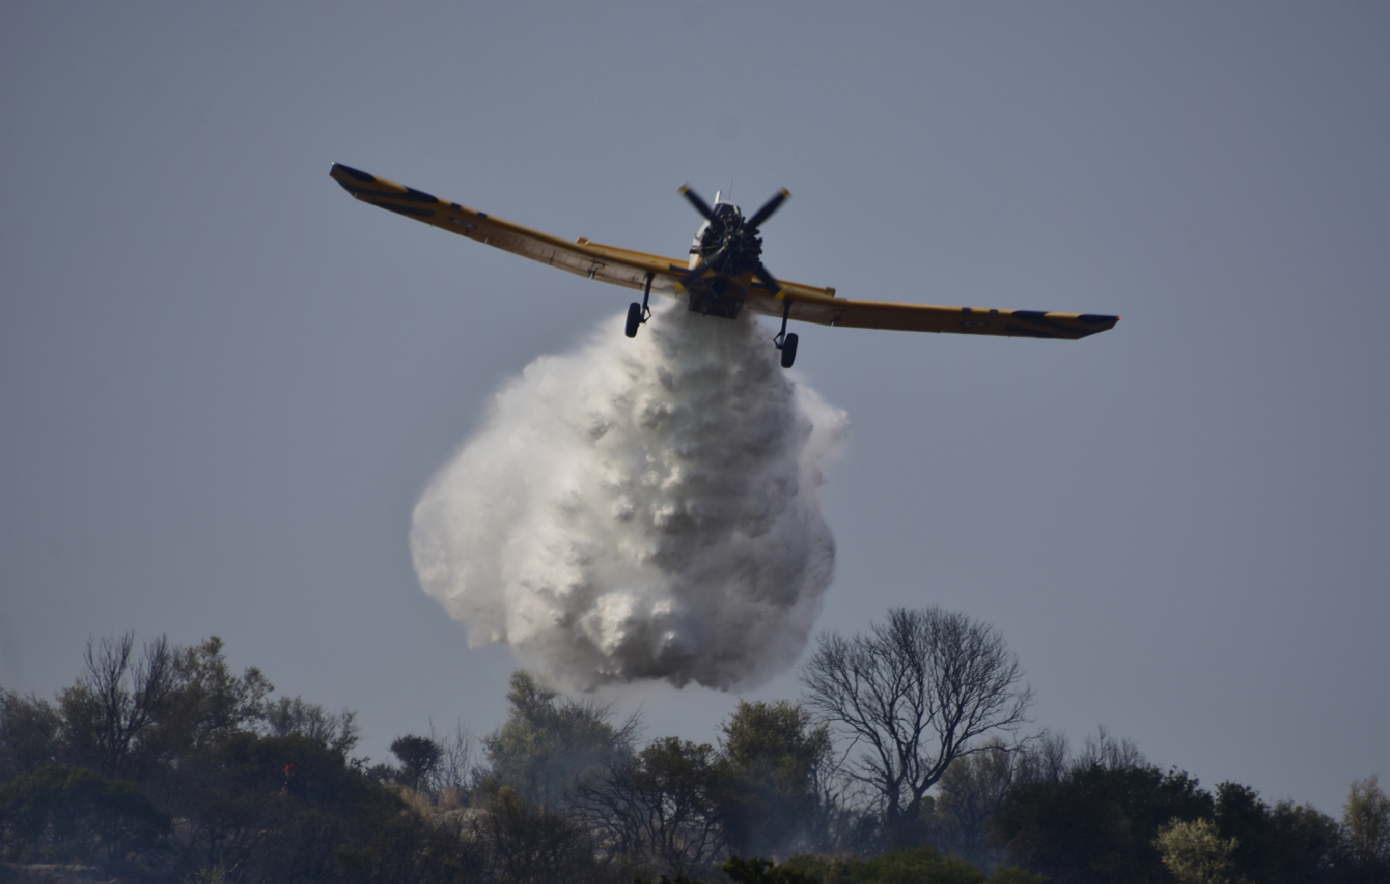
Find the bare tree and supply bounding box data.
[1075,725,1145,771]
[427,718,478,799]
[799,607,1033,844]
[1013,729,1070,787]
[59,633,177,777]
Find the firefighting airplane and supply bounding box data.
[329,163,1119,367]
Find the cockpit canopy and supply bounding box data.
[712,202,741,222]
[711,190,741,223]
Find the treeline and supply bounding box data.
[1,609,1387,884]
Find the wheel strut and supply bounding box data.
[625,273,654,338]
[774,298,791,349]
[774,298,799,368]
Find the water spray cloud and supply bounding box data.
[410,303,847,690]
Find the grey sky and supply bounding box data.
[2,3,1386,817]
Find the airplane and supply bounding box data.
[329,163,1119,367]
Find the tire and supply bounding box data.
[780,333,799,368]
[625,303,642,338]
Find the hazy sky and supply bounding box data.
[2,3,1386,817]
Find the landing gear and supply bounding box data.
[779,333,799,368]
[774,299,799,368]
[626,272,654,338]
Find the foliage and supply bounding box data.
[718,700,833,857]
[767,845,1046,884]
[159,637,275,752]
[723,854,823,883]
[261,694,359,754]
[800,607,1033,846]
[483,670,637,808]
[1342,774,1390,877]
[1212,781,1340,884]
[580,736,727,878]
[472,784,607,884]
[2,626,1374,884]
[57,633,178,779]
[335,808,485,884]
[391,734,443,791]
[934,738,1020,869]
[0,690,61,782]
[1153,818,1238,884]
[994,760,1215,884]
[0,763,169,866]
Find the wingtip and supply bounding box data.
[329,163,378,184]
[678,184,691,195]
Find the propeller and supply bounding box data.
[678,184,790,293]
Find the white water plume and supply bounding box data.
[410,302,847,690]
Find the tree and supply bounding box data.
[473,784,606,884]
[1153,818,1238,884]
[0,690,61,782]
[156,637,274,754]
[799,607,1033,845]
[1343,774,1390,876]
[580,737,727,879]
[58,633,177,778]
[427,718,478,799]
[994,760,1214,884]
[935,738,1021,869]
[390,734,443,792]
[718,700,833,857]
[483,670,637,807]
[1212,781,1341,884]
[260,695,359,755]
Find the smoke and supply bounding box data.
[410,301,847,690]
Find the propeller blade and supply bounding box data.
[682,259,706,286]
[684,243,732,285]
[678,185,717,223]
[745,188,790,231]
[754,262,784,296]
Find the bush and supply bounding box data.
[0,763,168,866]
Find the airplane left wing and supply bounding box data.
[756,290,1119,339]
[330,163,690,296]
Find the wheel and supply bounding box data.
[779,333,799,368]
[625,302,642,338]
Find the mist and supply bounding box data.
[410,301,847,690]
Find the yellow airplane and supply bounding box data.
[329,163,1118,367]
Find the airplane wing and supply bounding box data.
[750,290,1119,340]
[331,163,1117,340]
[330,163,690,296]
